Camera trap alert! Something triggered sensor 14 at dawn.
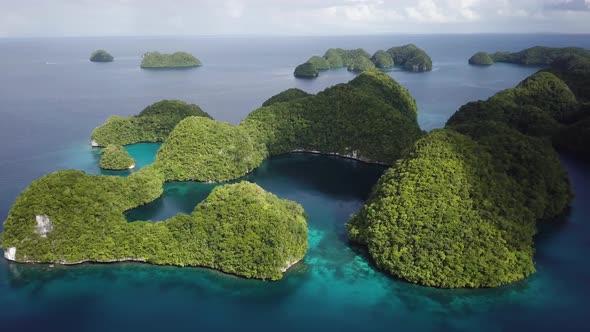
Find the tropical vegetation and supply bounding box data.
[348,70,575,288]
[293,62,318,78]
[468,52,494,65]
[91,100,211,146]
[140,51,202,68]
[0,171,307,280]
[90,49,114,62]
[99,145,135,170]
[468,46,590,67]
[293,44,432,78]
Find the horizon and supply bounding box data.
[2,32,590,40]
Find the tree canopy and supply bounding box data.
[371,50,394,68]
[468,46,590,67]
[1,170,306,280]
[348,69,574,288]
[294,45,432,78]
[468,52,494,65]
[91,100,211,146]
[261,88,311,107]
[294,62,318,78]
[90,49,114,62]
[99,145,135,170]
[140,51,202,68]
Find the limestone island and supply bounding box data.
[468,52,494,66]
[91,100,211,146]
[140,51,202,69]
[294,44,432,78]
[294,62,318,78]
[90,49,114,62]
[99,145,135,170]
[468,46,590,66]
[3,66,587,287]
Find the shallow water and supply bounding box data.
[1,35,590,331]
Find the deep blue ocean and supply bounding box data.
[1,34,589,331]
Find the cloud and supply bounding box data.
[0,0,589,36]
[224,0,245,18]
[544,0,590,11]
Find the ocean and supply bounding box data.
[0,34,589,331]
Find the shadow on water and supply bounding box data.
[125,153,386,222]
[245,153,387,201]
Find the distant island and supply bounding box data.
[3,63,588,287]
[294,44,432,78]
[468,46,590,66]
[140,51,202,68]
[90,49,114,62]
[99,145,135,170]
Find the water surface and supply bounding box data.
[1,34,589,331]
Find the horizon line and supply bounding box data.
[2,32,590,39]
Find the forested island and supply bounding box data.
[294,44,432,78]
[468,46,590,66]
[2,63,587,287]
[90,49,114,62]
[91,100,211,146]
[1,71,421,279]
[99,145,135,170]
[140,51,202,68]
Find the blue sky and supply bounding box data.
[1,0,589,37]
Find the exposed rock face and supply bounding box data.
[291,149,388,165]
[35,215,53,237]
[91,139,99,147]
[4,247,16,261]
[281,259,300,272]
[128,163,136,169]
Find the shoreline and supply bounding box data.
[2,248,301,280]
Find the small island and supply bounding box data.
[90,49,114,62]
[140,51,202,69]
[468,52,494,65]
[99,145,135,170]
[91,100,211,146]
[294,62,318,78]
[468,46,590,66]
[294,44,432,78]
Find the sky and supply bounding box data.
[1,0,589,37]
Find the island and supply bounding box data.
[90,49,114,62]
[293,44,432,78]
[371,50,394,69]
[294,62,318,78]
[348,70,581,288]
[99,145,135,170]
[140,51,202,69]
[261,88,311,107]
[468,52,494,65]
[91,100,211,146]
[2,67,583,287]
[545,55,590,158]
[468,46,590,66]
[1,70,422,280]
[1,170,307,280]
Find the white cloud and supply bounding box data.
[0,0,588,36]
[224,0,245,18]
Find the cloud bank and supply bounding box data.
[0,0,589,37]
